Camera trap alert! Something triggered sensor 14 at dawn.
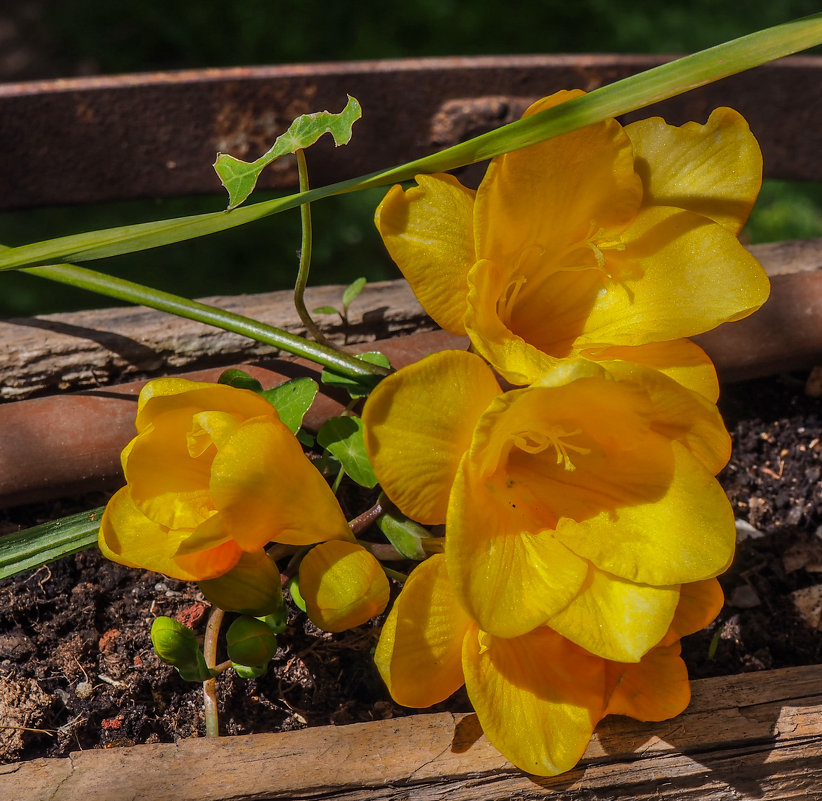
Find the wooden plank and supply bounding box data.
[2,663,820,801]
[1,55,821,209]
[1,238,821,403]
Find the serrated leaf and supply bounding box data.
[321,352,391,399]
[317,416,378,488]
[342,277,367,312]
[260,377,318,434]
[376,507,430,561]
[214,95,362,209]
[312,305,340,316]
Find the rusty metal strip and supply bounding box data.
[1,55,821,210]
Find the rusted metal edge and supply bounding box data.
[1,55,821,208]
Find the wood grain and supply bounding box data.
[2,663,820,801]
[2,238,821,402]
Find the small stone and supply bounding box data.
[791,584,822,629]
[730,585,761,609]
[735,519,764,542]
[75,681,93,700]
[786,505,804,526]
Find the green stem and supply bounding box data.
[292,149,334,348]
[382,566,408,584]
[203,606,225,738]
[23,262,388,380]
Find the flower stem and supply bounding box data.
[348,499,384,535]
[202,606,225,738]
[22,262,389,380]
[292,149,334,349]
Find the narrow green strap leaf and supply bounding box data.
[2,14,819,271]
[259,377,319,434]
[215,95,362,209]
[0,507,102,580]
[317,416,378,488]
[19,259,388,380]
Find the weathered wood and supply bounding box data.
[0,279,435,402]
[1,56,821,210]
[2,663,820,801]
[1,238,821,403]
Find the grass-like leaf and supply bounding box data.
[0,507,103,580]
[1,14,819,272]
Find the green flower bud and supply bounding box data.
[226,616,278,667]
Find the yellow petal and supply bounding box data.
[299,541,389,633]
[585,338,719,402]
[577,206,770,347]
[548,566,679,662]
[374,554,471,707]
[375,174,476,335]
[556,442,735,585]
[475,93,642,269]
[465,259,560,385]
[600,359,731,475]
[362,350,500,524]
[210,418,351,550]
[136,378,276,433]
[605,641,690,721]
[626,107,762,234]
[463,625,607,776]
[446,457,589,637]
[99,487,223,581]
[660,577,724,646]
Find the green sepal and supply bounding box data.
[256,608,288,635]
[317,416,378,488]
[218,369,264,393]
[286,574,307,612]
[260,377,319,434]
[376,497,430,561]
[150,616,216,683]
[321,351,391,399]
[226,616,278,667]
[214,95,362,209]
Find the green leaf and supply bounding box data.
[259,377,318,434]
[321,351,391,399]
[342,277,367,312]
[0,507,102,580]
[376,503,430,561]
[312,305,340,316]
[214,95,362,209]
[150,616,216,682]
[3,15,821,270]
[218,368,264,393]
[317,416,378,488]
[256,609,288,635]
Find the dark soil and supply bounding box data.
[1,371,821,764]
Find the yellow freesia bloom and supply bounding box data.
[376,553,723,776]
[298,540,390,632]
[99,378,351,583]
[363,350,733,658]
[376,91,770,392]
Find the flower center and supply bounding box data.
[511,426,590,472]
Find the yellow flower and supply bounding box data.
[376,91,769,393]
[298,540,389,632]
[375,553,722,776]
[363,350,733,658]
[99,378,351,583]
